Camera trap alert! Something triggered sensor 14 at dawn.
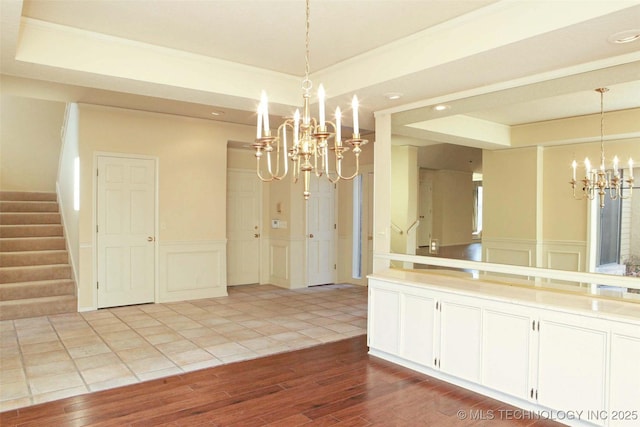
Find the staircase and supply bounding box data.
[0,191,77,320]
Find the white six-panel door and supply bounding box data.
[97,155,156,308]
[307,175,336,286]
[227,170,261,285]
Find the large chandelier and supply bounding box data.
[570,88,634,208]
[252,0,367,199]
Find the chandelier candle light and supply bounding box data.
[570,88,633,208]
[252,0,367,199]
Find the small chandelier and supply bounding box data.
[570,88,634,208]
[252,0,367,199]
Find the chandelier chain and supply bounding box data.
[599,88,605,169]
[303,0,311,92]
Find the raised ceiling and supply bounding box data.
[1,0,639,145]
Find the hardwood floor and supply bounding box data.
[0,336,561,426]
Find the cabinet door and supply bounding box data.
[439,300,481,382]
[400,293,436,367]
[368,285,400,355]
[482,306,534,400]
[537,314,607,419]
[609,323,640,427]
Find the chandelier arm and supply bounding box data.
[269,125,287,180]
[322,148,341,184]
[266,146,274,176]
[313,146,323,178]
[336,154,360,180]
[256,157,275,182]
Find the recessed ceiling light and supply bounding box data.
[433,104,450,112]
[608,29,640,44]
[384,93,403,100]
[210,110,225,116]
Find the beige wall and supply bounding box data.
[0,95,66,191]
[483,146,540,241]
[227,147,256,170]
[77,104,255,308]
[432,169,474,246]
[78,105,254,242]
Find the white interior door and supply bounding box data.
[97,155,156,308]
[227,170,261,285]
[365,171,374,277]
[307,175,336,286]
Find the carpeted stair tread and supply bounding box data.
[0,191,57,202]
[0,224,64,238]
[0,295,77,321]
[0,264,72,284]
[0,236,66,251]
[0,200,59,212]
[0,250,69,267]
[0,279,75,301]
[0,212,62,225]
[0,191,77,320]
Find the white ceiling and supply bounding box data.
[1,0,639,146]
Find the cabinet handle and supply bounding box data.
[535,390,538,400]
[532,321,535,331]
[530,388,534,398]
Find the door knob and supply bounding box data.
[147,236,154,242]
[254,233,260,238]
[309,233,314,238]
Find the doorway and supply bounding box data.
[598,196,622,268]
[307,175,336,286]
[96,155,156,308]
[227,169,262,285]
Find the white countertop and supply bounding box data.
[369,268,640,326]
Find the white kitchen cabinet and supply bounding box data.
[608,322,640,427]
[439,299,482,383]
[535,313,608,421]
[368,285,400,354]
[400,292,436,367]
[481,304,535,400]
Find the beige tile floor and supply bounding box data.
[0,283,368,412]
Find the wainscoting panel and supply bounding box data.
[269,239,290,287]
[543,240,586,272]
[159,240,227,303]
[483,238,535,267]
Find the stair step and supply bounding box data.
[0,224,64,238]
[0,191,57,202]
[0,212,61,225]
[0,279,75,301]
[0,237,66,251]
[0,295,77,321]
[0,264,72,284]
[0,200,59,212]
[0,250,69,267]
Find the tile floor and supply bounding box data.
[0,283,368,412]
